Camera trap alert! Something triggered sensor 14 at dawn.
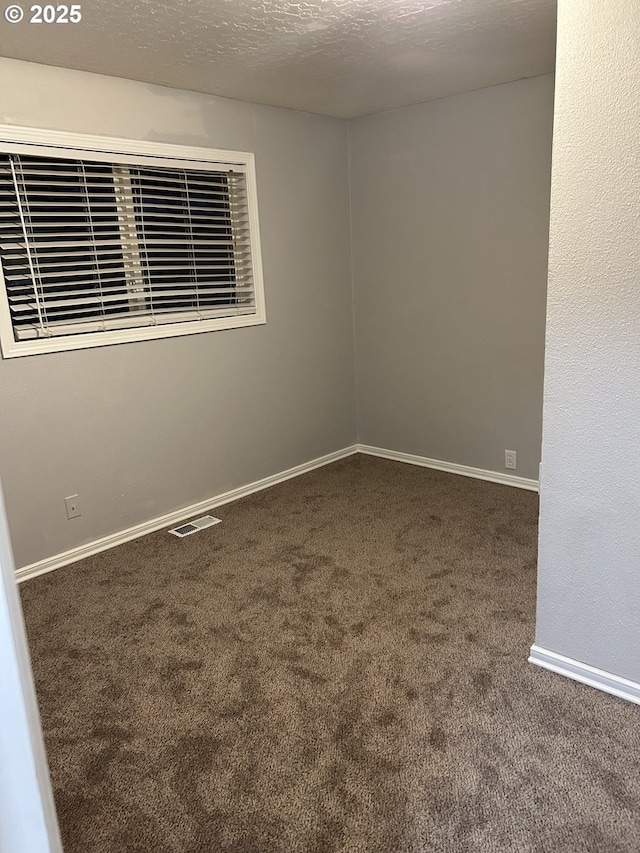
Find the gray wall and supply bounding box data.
[535,1,640,682]
[349,74,554,480]
[0,61,556,571]
[0,58,356,569]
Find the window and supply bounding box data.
[0,127,265,356]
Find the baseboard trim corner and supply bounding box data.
[529,644,640,705]
[15,445,359,584]
[16,443,538,585]
[356,444,539,491]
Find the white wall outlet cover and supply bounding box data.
[505,450,517,470]
[64,495,81,519]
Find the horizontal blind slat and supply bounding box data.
[1,232,250,246]
[0,167,237,190]
[3,262,244,282]
[10,286,254,311]
[14,305,256,339]
[1,245,250,260]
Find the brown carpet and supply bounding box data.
[20,455,639,852]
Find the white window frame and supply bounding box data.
[0,126,266,357]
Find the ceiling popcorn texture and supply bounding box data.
[0,0,556,117]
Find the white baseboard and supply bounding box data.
[15,443,538,585]
[15,446,359,584]
[529,644,640,706]
[356,444,539,491]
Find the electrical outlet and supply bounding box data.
[64,494,81,519]
[504,450,517,470]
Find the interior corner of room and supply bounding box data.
[0,63,553,576]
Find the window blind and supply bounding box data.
[0,151,257,343]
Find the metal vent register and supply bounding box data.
[169,515,222,537]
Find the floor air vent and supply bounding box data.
[169,515,222,538]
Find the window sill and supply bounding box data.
[0,310,267,358]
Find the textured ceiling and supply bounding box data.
[0,0,556,118]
